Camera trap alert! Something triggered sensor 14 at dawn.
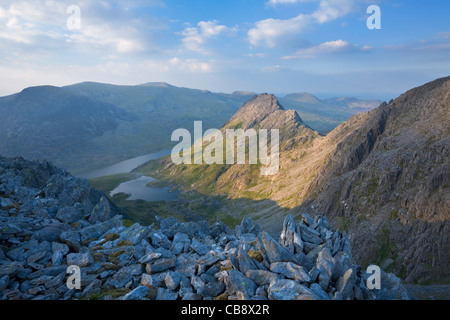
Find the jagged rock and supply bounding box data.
[299,224,323,245]
[106,264,143,289]
[146,258,175,274]
[0,262,24,278]
[268,279,320,300]
[156,288,178,300]
[245,270,279,286]
[226,269,257,297]
[165,271,182,291]
[89,196,111,224]
[171,233,190,254]
[51,242,69,266]
[121,286,150,300]
[56,207,83,224]
[202,280,225,298]
[182,292,203,300]
[190,238,211,256]
[259,232,298,264]
[237,248,258,274]
[32,225,68,242]
[279,215,303,255]
[148,229,171,249]
[316,248,335,291]
[332,251,352,282]
[67,252,94,267]
[79,216,123,242]
[0,275,10,291]
[335,268,355,300]
[269,262,311,282]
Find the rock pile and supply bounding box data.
[0,156,410,300]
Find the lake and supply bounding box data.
[110,175,179,202]
[78,150,179,202]
[77,149,172,179]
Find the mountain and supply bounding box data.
[138,94,319,195]
[301,77,450,283]
[0,86,133,173]
[279,94,383,134]
[141,77,450,284]
[0,81,379,175]
[0,83,254,174]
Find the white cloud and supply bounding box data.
[0,0,165,55]
[249,0,359,47]
[248,14,311,47]
[283,39,350,58]
[181,20,237,54]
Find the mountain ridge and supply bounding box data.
[142,77,450,283]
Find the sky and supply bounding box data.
[0,0,449,99]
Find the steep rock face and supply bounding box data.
[303,77,450,283]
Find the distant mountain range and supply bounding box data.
[0,81,381,174]
[140,77,450,284]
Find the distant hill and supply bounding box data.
[279,94,382,133]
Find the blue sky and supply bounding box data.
[0,0,449,99]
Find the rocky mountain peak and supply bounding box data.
[227,93,306,132]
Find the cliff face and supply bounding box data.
[303,77,450,283]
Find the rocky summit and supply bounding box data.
[0,156,409,300]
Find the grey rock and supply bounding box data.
[279,215,303,254]
[226,269,257,297]
[146,258,175,274]
[171,232,190,254]
[259,232,298,264]
[202,280,225,298]
[191,276,206,295]
[332,251,352,282]
[0,275,9,291]
[269,262,311,282]
[119,223,150,245]
[59,231,81,252]
[309,283,330,300]
[156,288,178,300]
[299,224,323,245]
[0,262,24,278]
[51,242,69,266]
[165,271,183,291]
[82,279,102,298]
[237,248,258,274]
[79,215,122,242]
[67,252,94,267]
[138,251,162,264]
[245,270,279,286]
[148,229,171,249]
[56,207,82,224]
[121,286,150,300]
[89,196,111,224]
[190,238,211,256]
[106,264,143,289]
[141,273,159,288]
[182,292,203,300]
[316,248,335,291]
[335,268,355,300]
[176,254,199,278]
[268,279,320,300]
